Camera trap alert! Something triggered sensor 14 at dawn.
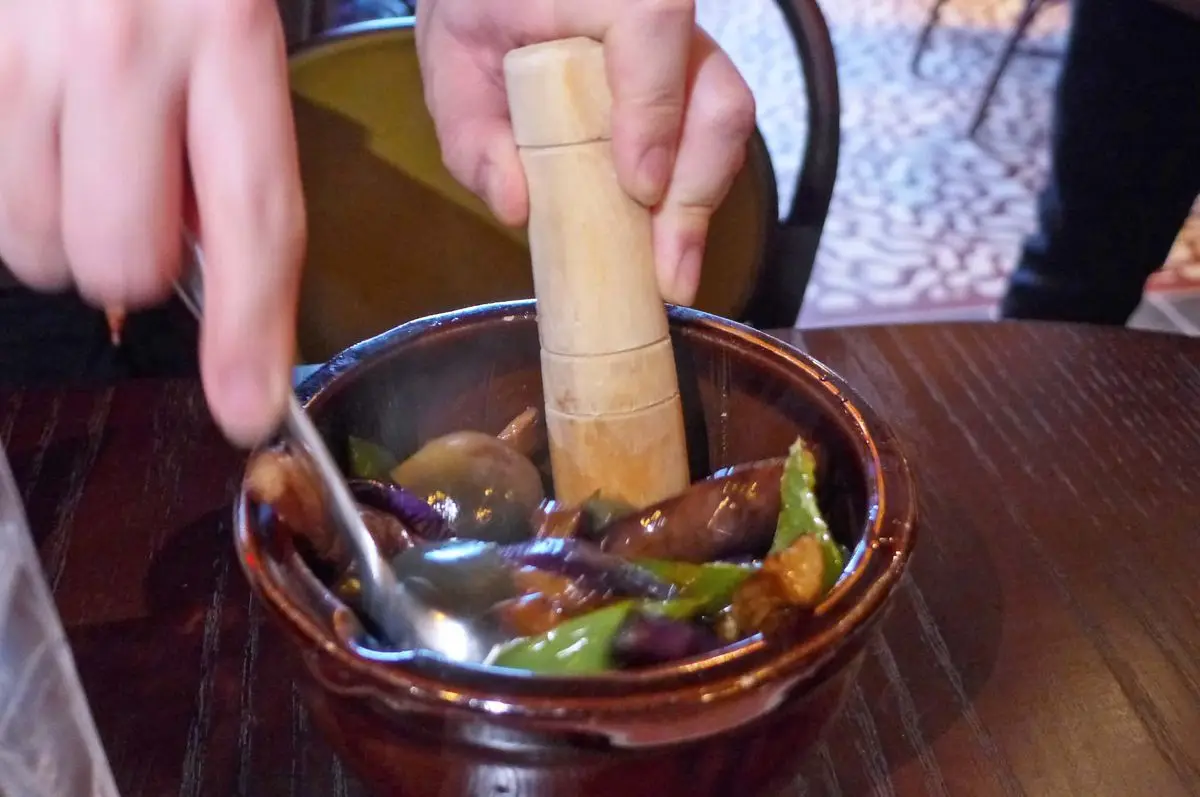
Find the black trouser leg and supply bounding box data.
[0,285,198,388]
[999,0,1200,324]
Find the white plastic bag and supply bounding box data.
[0,444,121,797]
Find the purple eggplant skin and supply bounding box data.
[497,538,676,601]
[611,612,724,668]
[599,460,785,564]
[380,537,675,620]
[348,479,454,542]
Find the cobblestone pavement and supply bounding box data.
[299,0,1200,333]
[699,0,1200,329]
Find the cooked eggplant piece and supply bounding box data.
[348,478,454,543]
[391,431,545,543]
[729,534,827,636]
[611,612,724,668]
[531,499,588,540]
[496,406,546,461]
[599,459,784,563]
[497,538,676,601]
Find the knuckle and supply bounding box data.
[638,0,696,23]
[0,189,56,246]
[248,176,308,263]
[631,90,686,120]
[273,194,308,264]
[202,0,281,44]
[8,262,71,292]
[699,79,756,143]
[614,91,684,136]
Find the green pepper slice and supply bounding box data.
[347,436,399,481]
[491,601,636,674]
[490,597,710,675]
[770,437,844,591]
[634,559,756,614]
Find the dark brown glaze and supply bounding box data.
[599,458,785,563]
[233,301,916,797]
[15,320,1200,796]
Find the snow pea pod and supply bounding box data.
[770,438,844,591]
[347,436,399,482]
[633,560,757,615]
[490,598,707,675]
[491,601,638,674]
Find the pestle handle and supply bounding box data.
[503,37,690,508]
[503,37,666,357]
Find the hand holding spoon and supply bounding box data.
[175,236,509,665]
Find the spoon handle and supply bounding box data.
[173,237,395,596]
[503,37,690,509]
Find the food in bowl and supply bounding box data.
[245,406,851,676]
[233,303,916,797]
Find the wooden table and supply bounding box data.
[6,322,1200,796]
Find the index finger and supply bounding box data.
[553,0,695,207]
[186,0,306,447]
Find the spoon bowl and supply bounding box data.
[175,239,502,664]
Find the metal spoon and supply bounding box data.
[173,236,507,665]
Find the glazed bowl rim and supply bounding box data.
[233,300,917,718]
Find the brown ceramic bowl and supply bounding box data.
[234,301,917,797]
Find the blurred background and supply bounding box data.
[284,0,1200,336]
[6,0,1197,389]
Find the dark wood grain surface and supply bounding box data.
[6,321,1200,796]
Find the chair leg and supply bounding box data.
[967,0,1050,138]
[911,0,954,76]
[301,0,320,37]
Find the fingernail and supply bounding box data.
[668,243,703,307]
[636,145,671,206]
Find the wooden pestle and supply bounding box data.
[503,37,690,509]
